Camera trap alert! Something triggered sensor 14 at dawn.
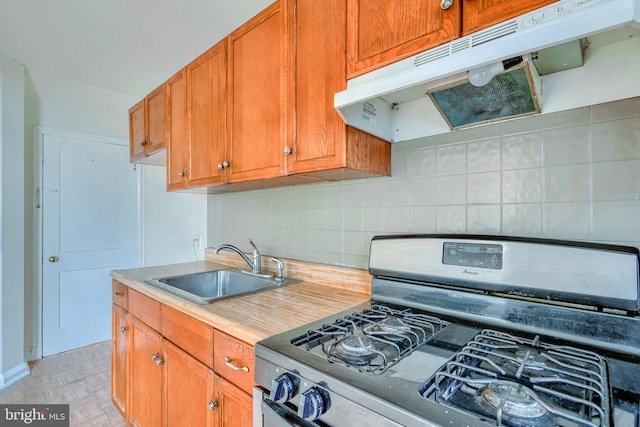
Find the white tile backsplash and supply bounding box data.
[467,138,501,173]
[436,143,466,175]
[593,160,640,201]
[209,97,640,268]
[544,125,590,166]
[502,169,542,203]
[502,133,542,170]
[437,175,466,205]
[467,204,501,233]
[544,164,591,202]
[467,172,501,204]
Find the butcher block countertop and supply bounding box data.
[110,248,372,345]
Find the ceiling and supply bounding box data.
[0,0,272,98]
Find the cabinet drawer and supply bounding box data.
[162,305,214,368]
[128,289,161,332]
[213,330,254,394]
[112,280,128,310]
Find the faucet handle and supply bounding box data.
[249,239,262,274]
[249,239,260,254]
[271,257,284,282]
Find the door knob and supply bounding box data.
[48,256,59,263]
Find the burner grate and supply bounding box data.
[290,304,449,374]
[421,329,610,427]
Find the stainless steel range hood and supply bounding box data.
[334,0,640,143]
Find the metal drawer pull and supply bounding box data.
[120,326,128,333]
[113,291,124,298]
[208,400,218,411]
[224,356,249,372]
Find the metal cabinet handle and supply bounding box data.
[440,0,454,9]
[151,353,164,366]
[113,291,124,298]
[140,140,147,146]
[120,326,128,333]
[284,146,292,155]
[178,170,185,177]
[208,400,218,411]
[224,356,249,372]
[49,256,59,263]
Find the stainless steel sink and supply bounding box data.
[144,268,297,304]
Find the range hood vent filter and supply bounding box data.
[429,61,540,129]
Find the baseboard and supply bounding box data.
[0,362,30,389]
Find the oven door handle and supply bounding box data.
[261,397,317,427]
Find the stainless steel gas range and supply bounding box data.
[254,235,640,427]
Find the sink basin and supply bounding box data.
[144,268,297,304]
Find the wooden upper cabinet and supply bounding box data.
[165,69,188,190]
[285,0,390,178]
[226,2,285,183]
[145,85,166,154]
[187,41,228,188]
[129,84,166,164]
[346,0,461,78]
[129,99,146,160]
[462,0,558,36]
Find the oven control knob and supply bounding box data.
[269,374,296,403]
[298,387,330,421]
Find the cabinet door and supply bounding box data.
[285,0,348,174]
[187,41,227,188]
[111,305,129,418]
[347,0,461,78]
[129,317,163,427]
[129,99,146,161]
[215,375,252,427]
[227,2,285,183]
[145,84,166,155]
[166,69,188,190]
[163,340,216,427]
[462,0,558,36]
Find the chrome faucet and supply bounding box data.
[214,239,262,274]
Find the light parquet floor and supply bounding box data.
[0,340,128,427]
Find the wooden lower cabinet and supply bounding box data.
[163,340,217,427]
[111,304,129,416]
[216,375,253,427]
[128,316,163,427]
[111,280,254,426]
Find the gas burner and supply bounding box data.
[481,381,547,419]
[333,335,379,365]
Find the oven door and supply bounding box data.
[254,386,317,427]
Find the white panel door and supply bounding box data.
[42,133,141,356]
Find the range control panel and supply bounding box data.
[442,242,503,269]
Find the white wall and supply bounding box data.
[0,56,29,387]
[142,166,207,266]
[18,68,207,362]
